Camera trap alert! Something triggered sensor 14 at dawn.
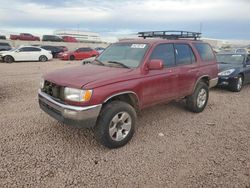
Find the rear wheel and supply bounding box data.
[94,101,136,148]
[69,55,75,60]
[186,82,209,113]
[4,55,14,63]
[229,75,243,92]
[39,55,47,62]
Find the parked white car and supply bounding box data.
[0,46,53,63]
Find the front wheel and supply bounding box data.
[4,55,14,63]
[39,55,48,62]
[69,55,75,60]
[186,82,209,113]
[94,101,136,148]
[229,75,243,92]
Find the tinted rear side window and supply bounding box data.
[20,47,41,52]
[79,48,92,52]
[174,44,195,65]
[194,43,215,62]
[150,44,175,67]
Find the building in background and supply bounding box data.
[54,30,102,43]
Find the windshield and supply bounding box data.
[10,47,19,51]
[96,43,149,68]
[216,54,245,64]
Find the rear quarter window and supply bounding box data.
[194,43,215,62]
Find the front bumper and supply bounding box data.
[209,77,218,88]
[217,76,237,86]
[38,90,102,128]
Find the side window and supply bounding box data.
[81,48,92,52]
[194,43,215,62]
[29,47,41,52]
[150,44,175,67]
[174,44,195,65]
[19,47,29,52]
[78,48,85,52]
[19,47,40,52]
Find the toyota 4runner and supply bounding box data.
[38,31,218,148]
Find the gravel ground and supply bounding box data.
[0,60,249,188]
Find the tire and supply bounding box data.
[39,55,48,62]
[229,75,243,92]
[94,101,136,148]
[4,55,14,63]
[69,55,75,60]
[186,82,209,113]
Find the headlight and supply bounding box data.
[64,87,92,102]
[218,69,235,76]
[40,78,44,89]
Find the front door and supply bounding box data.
[141,43,180,107]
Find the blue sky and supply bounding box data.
[0,0,250,40]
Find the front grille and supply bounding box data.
[42,81,64,101]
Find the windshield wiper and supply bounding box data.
[94,59,104,65]
[106,61,130,68]
[217,61,228,64]
[87,59,104,66]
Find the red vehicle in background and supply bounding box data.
[62,36,78,43]
[58,47,99,60]
[10,33,40,41]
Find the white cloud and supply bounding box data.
[0,0,249,39]
[1,0,249,25]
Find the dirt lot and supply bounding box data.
[0,60,249,188]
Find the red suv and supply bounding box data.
[39,31,218,148]
[58,47,99,60]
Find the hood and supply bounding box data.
[44,64,135,89]
[218,63,242,72]
[0,50,10,55]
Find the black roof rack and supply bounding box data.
[138,30,201,40]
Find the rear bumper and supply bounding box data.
[38,90,102,128]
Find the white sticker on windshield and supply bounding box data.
[232,55,243,57]
[131,44,146,48]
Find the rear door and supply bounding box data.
[174,43,198,96]
[29,47,42,60]
[142,43,180,107]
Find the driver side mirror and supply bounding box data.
[148,59,164,70]
[15,50,20,53]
